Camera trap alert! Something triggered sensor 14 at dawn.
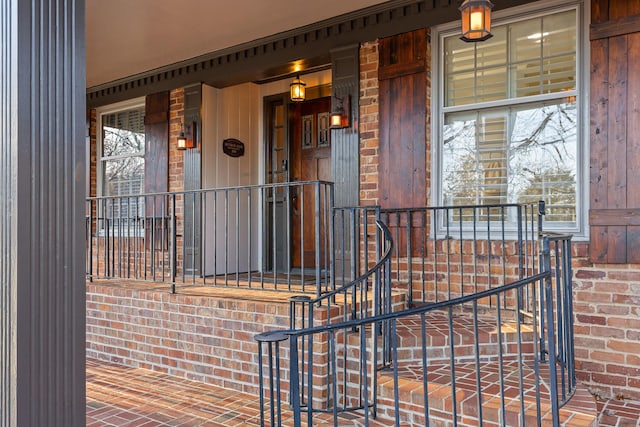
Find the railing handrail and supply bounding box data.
[86,179,334,201]
[379,201,527,213]
[304,219,393,306]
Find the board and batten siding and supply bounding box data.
[378,29,428,209]
[589,0,640,263]
[201,83,261,275]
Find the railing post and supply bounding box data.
[171,194,177,293]
[328,183,335,293]
[563,237,576,391]
[315,182,321,298]
[542,237,560,426]
[290,295,312,407]
[289,335,302,427]
[255,331,289,427]
[538,201,547,361]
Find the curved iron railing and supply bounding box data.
[256,219,393,424]
[256,207,576,427]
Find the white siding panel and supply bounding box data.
[202,84,261,276]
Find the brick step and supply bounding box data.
[343,311,536,365]
[373,361,597,427]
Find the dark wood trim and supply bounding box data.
[589,209,640,226]
[590,13,640,40]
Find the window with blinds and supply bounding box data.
[439,6,580,228]
[98,103,146,231]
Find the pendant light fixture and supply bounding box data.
[459,0,494,42]
[290,74,306,102]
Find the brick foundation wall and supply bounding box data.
[86,283,344,407]
[571,241,640,400]
[86,283,291,396]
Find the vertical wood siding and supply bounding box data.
[589,0,640,263]
[331,45,360,208]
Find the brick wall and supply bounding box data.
[86,284,290,396]
[168,88,184,193]
[86,283,345,408]
[359,41,380,207]
[571,241,640,400]
[169,88,186,275]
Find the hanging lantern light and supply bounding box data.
[459,0,494,42]
[290,74,306,102]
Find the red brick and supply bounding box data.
[575,270,606,279]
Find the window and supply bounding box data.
[97,99,146,233]
[434,3,585,233]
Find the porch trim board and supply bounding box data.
[86,0,535,109]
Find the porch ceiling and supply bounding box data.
[86,0,392,88]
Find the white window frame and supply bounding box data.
[431,0,590,239]
[96,97,146,237]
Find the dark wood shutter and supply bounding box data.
[589,1,640,263]
[144,91,169,196]
[144,91,169,251]
[378,29,427,209]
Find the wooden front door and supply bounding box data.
[289,97,331,269]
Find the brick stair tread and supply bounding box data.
[344,311,536,364]
[374,360,597,426]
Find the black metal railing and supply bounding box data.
[256,218,393,427]
[256,205,576,427]
[86,181,335,295]
[380,203,541,307]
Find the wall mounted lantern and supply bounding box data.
[330,95,350,129]
[459,0,494,42]
[177,121,197,150]
[177,123,187,150]
[290,74,306,102]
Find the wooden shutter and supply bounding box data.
[144,91,169,197]
[143,90,169,253]
[378,29,427,209]
[589,1,640,263]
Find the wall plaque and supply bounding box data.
[222,138,245,157]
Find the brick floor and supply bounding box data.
[597,398,640,427]
[87,358,640,426]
